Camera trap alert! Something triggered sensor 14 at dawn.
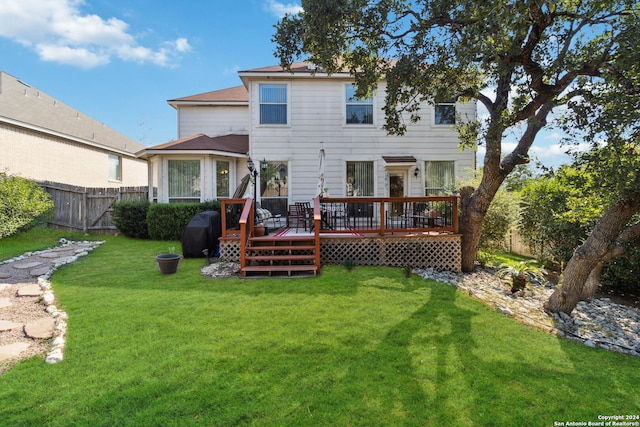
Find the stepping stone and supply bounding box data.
[0,320,22,331]
[16,284,43,297]
[0,298,11,309]
[54,257,75,264]
[30,268,51,277]
[0,342,31,362]
[39,252,61,259]
[0,273,11,279]
[0,284,11,292]
[24,317,56,339]
[13,261,43,270]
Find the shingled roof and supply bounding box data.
[137,133,248,159]
[0,71,144,156]
[168,85,248,105]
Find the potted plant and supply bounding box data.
[155,246,182,274]
[497,260,545,293]
[254,222,266,237]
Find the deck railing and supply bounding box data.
[221,195,459,239]
[313,196,459,235]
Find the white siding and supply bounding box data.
[246,78,476,201]
[178,105,249,138]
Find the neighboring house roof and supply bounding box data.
[0,71,144,157]
[167,85,249,107]
[137,133,248,159]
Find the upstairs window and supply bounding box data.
[345,84,373,125]
[434,100,456,125]
[259,84,287,125]
[108,154,122,181]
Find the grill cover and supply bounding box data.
[181,211,221,258]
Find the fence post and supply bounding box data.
[82,190,88,234]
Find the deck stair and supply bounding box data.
[241,235,319,277]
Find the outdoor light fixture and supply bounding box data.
[414,167,420,178]
[261,158,268,170]
[247,157,259,225]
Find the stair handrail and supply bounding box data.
[312,197,321,270]
[239,198,254,271]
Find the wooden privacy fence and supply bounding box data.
[40,182,148,234]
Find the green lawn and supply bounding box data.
[1,228,639,426]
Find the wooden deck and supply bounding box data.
[219,197,461,277]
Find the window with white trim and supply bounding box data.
[346,161,374,196]
[434,101,456,125]
[259,84,287,125]
[216,160,230,198]
[345,84,373,125]
[424,161,455,195]
[168,159,201,203]
[108,154,122,181]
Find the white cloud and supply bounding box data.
[265,0,303,18]
[0,0,190,68]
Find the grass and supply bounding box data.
[1,228,639,425]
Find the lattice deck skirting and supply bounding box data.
[220,234,461,272]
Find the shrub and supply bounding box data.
[0,172,54,238]
[147,201,220,241]
[112,200,150,239]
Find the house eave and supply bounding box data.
[168,100,249,108]
[137,149,248,160]
[0,115,139,158]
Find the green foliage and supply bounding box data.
[0,172,54,238]
[497,260,546,292]
[460,170,520,250]
[601,246,640,295]
[519,164,609,263]
[112,200,150,239]
[341,258,355,271]
[146,201,220,240]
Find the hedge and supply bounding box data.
[112,200,151,239]
[146,201,220,241]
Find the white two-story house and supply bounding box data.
[138,62,476,216]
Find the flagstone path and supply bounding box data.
[0,240,103,374]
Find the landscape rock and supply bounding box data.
[0,342,31,362]
[16,284,43,297]
[416,267,640,358]
[0,320,22,331]
[24,317,56,339]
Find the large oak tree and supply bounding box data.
[273,0,640,276]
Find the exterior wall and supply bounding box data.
[245,77,476,202]
[177,105,249,138]
[0,122,147,187]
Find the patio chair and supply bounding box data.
[256,206,283,229]
[287,203,310,231]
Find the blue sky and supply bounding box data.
[0,0,576,167]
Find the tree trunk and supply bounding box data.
[545,199,640,314]
[579,264,603,301]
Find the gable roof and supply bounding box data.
[0,71,144,157]
[137,133,248,159]
[168,85,249,106]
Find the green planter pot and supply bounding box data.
[155,253,182,274]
